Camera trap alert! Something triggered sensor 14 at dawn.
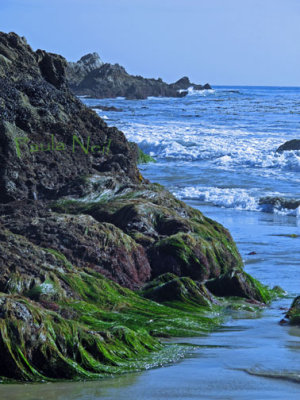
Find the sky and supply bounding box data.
[1,0,300,86]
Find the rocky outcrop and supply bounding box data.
[0,32,274,382]
[0,33,140,203]
[91,105,123,112]
[259,196,300,211]
[66,52,104,86]
[276,139,300,152]
[66,53,211,99]
[284,296,300,325]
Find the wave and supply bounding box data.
[215,150,300,172]
[174,186,300,217]
[185,87,215,96]
[119,122,300,172]
[243,368,300,384]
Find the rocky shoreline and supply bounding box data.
[0,32,286,382]
[66,53,211,99]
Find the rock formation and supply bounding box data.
[66,53,211,99]
[259,196,300,211]
[67,52,104,86]
[0,32,274,382]
[285,296,300,325]
[276,139,300,152]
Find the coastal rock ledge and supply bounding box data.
[0,32,275,382]
[66,52,211,99]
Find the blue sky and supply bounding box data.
[1,0,299,86]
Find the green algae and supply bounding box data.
[137,148,156,164]
[243,273,285,304]
[286,296,300,325]
[0,183,281,383]
[0,245,281,383]
[0,247,224,383]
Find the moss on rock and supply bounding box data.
[285,296,300,325]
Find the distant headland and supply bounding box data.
[66,52,211,99]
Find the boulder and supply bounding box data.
[276,139,300,152]
[259,196,300,210]
[141,273,214,306]
[0,32,140,203]
[285,296,300,324]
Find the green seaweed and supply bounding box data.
[137,148,156,164]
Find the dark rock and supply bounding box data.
[206,271,272,303]
[259,196,300,210]
[206,272,252,299]
[276,139,300,152]
[1,209,151,289]
[141,273,214,306]
[66,52,103,86]
[91,105,123,112]
[51,180,259,294]
[36,50,67,89]
[169,77,211,91]
[285,296,300,325]
[66,54,211,99]
[0,32,273,382]
[0,31,140,203]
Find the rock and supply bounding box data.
[1,208,151,290]
[169,76,211,91]
[66,54,211,99]
[36,49,67,89]
[285,296,300,325]
[0,31,274,382]
[276,139,300,152]
[259,196,300,210]
[206,272,283,304]
[91,105,123,112]
[141,273,214,306]
[66,52,103,86]
[205,272,269,302]
[51,179,266,301]
[0,31,140,203]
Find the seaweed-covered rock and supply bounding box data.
[51,180,245,286]
[206,272,269,303]
[1,210,151,289]
[141,273,214,307]
[285,296,300,324]
[0,32,276,382]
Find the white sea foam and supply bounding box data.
[186,87,215,96]
[174,186,260,211]
[120,121,300,173]
[173,186,300,217]
[93,109,109,119]
[177,87,215,96]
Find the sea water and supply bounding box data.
[1,87,299,399]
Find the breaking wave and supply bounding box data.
[173,186,300,217]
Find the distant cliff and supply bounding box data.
[66,52,211,99]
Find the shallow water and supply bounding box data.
[1,87,299,398]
